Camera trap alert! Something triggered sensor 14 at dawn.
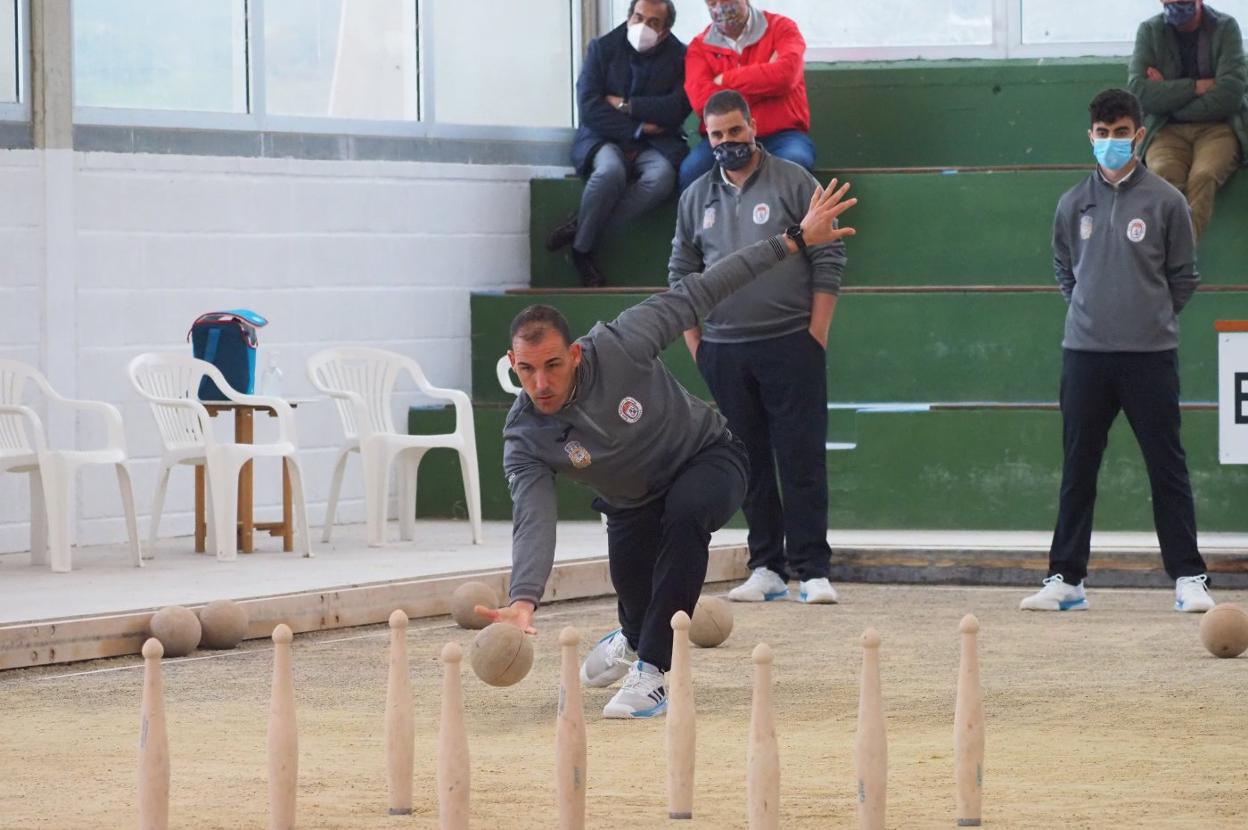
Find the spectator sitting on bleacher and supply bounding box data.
[545,0,692,288]
[1128,0,1248,240]
[678,0,812,191]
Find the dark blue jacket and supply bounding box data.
[571,23,691,176]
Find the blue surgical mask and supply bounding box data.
[1092,137,1135,170]
[1164,1,1198,28]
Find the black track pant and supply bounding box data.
[594,438,747,672]
[1048,349,1206,584]
[697,329,833,581]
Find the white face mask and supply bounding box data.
[628,21,660,53]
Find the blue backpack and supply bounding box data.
[188,310,268,401]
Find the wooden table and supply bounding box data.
[193,399,310,554]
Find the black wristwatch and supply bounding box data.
[784,224,807,252]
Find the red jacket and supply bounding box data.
[684,11,810,137]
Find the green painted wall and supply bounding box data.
[530,170,1248,289]
[409,405,1247,533]
[801,59,1124,169]
[471,291,1248,406]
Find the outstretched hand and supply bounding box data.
[475,600,537,635]
[799,178,857,247]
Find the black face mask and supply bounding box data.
[713,140,755,171]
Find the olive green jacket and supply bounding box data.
[1127,6,1248,166]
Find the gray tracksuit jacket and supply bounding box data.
[668,149,845,343]
[504,236,791,605]
[1053,165,1200,352]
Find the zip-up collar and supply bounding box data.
[1094,161,1144,192]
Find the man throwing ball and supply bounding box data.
[480,180,857,718]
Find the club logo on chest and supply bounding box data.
[618,397,644,424]
[564,441,592,469]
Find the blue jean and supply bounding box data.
[678,130,817,191]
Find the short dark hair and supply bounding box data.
[629,0,676,29]
[1088,88,1143,131]
[510,304,573,347]
[704,89,751,122]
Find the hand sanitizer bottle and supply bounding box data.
[260,351,284,398]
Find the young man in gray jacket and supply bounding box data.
[479,181,857,718]
[1021,88,1215,614]
[669,89,844,607]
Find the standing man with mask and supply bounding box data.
[669,89,844,607]
[678,0,813,191]
[484,181,857,718]
[1020,88,1216,615]
[1128,0,1248,240]
[545,0,691,287]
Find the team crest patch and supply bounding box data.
[1080,215,1094,240]
[618,397,643,424]
[702,206,717,230]
[564,441,592,469]
[1126,218,1147,243]
[753,203,770,225]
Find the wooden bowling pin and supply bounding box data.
[855,629,886,830]
[268,624,297,830]
[438,642,470,830]
[385,610,415,815]
[954,614,984,827]
[138,638,169,830]
[747,643,779,830]
[667,611,695,820]
[555,627,586,830]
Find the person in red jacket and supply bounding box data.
[679,0,813,190]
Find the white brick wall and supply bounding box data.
[0,149,564,554]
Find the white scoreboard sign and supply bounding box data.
[1219,324,1248,464]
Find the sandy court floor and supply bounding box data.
[2,582,1247,829]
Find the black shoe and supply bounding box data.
[545,214,578,252]
[571,249,607,288]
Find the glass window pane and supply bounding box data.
[613,0,994,50]
[74,0,247,111]
[1023,0,1248,45]
[1,0,16,103]
[431,0,573,128]
[265,0,418,120]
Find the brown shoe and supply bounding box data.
[571,249,607,288]
[545,213,578,252]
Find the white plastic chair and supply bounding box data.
[308,347,483,547]
[496,354,523,396]
[0,359,141,572]
[128,353,312,562]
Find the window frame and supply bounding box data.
[0,0,30,122]
[71,0,580,143]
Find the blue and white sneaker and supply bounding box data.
[1175,574,1215,613]
[603,661,667,719]
[1019,574,1088,611]
[798,577,839,604]
[580,628,636,688]
[728,567,790,602]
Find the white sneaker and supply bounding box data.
[579,628,636,688]
[1019,574,1088,611]
[603,662,667,719]
[728,567,790,602]
[1175,574,1215,613]
[798,577,839,604]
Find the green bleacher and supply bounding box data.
[411,58,1248,533]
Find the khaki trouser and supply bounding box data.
[1145,122,1240,240]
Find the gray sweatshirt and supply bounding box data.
[668,150,845,343]
[1053,165,1199,352]
[504,236,791,606]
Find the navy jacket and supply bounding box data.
[571,23,691,176]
